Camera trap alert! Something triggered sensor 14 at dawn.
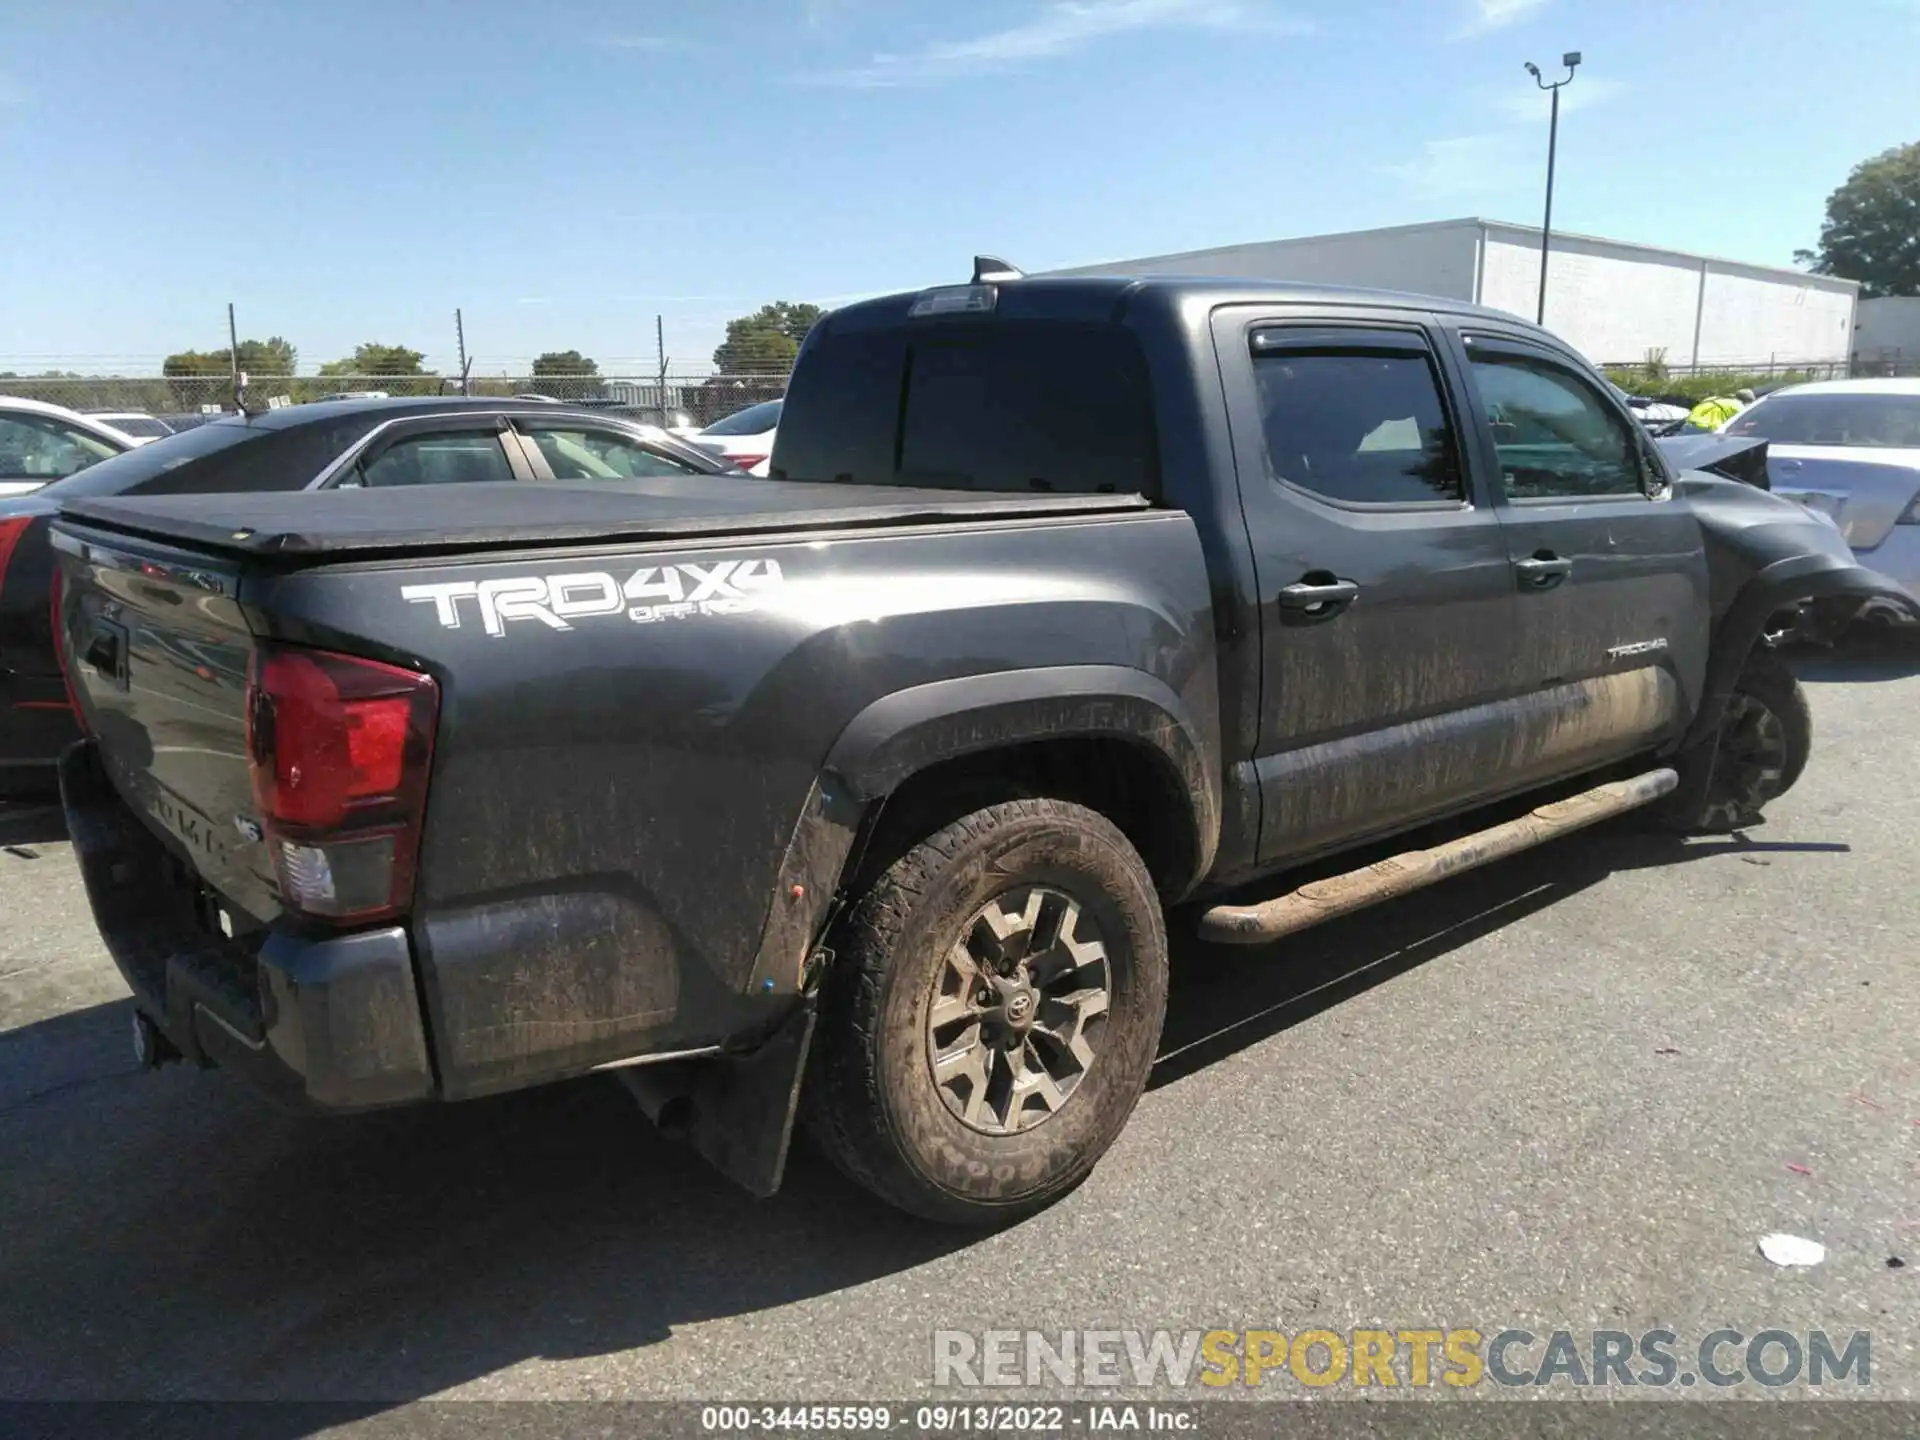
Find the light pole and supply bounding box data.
[1523,51,1580,325]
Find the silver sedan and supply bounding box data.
[1723,378,1920,606]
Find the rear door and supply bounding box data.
[1211,307,1520,864]
[1448,328,1710,760]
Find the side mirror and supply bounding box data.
[1637,445,1668,498]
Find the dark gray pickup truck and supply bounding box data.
[51,267,1912,1224]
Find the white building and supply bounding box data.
[1047,218,1859,371]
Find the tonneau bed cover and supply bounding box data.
[56,477,1153,562]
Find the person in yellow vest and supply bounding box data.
[1687,387,1755,431]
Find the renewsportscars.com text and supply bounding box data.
[932,1328,1871,1390]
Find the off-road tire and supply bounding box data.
[1658,646,1812,833]
[802,798,1168,1225]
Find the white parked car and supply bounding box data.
[0,397,136,497]
[1725,378,1920,603]
[82,410,175,445]
[691,398,781,476]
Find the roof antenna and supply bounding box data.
[972,255,1023,283]
[227,301,261,417]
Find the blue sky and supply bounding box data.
[1,0,1914,377]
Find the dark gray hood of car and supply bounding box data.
[1656,433,1770,489]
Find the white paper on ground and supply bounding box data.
[1759,1233,1827,1267]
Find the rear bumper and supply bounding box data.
[59,738,436,1111]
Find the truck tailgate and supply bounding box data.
[52,523,277,921]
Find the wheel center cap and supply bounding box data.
[1005,990,1035,1025]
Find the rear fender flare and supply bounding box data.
[742,666,1219,997]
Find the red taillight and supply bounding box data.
[0,516,30,591]
[727,453,768,472]
[245,645,439,923]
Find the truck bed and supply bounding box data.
[58,477,1153,562]
[52,479,1213,1109]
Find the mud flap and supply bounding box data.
[1658,729,1724,829]
[618,996,817,1198]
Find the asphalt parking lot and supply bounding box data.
[2,651,1916,1418]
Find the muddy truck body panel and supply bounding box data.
[54,482,1219,1102]
[47,275,1917,1213]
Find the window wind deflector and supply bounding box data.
[1252,327,1432,356]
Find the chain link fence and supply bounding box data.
[1598,353,1920,405]
[11,353,1916,433]
[1847,349,1920,379]
[1601,355,1920,382]
[0,373,789,430]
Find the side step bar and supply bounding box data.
[1197,767,1678,945]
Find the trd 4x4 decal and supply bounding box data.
[402,558,785,636]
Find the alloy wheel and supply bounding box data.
[925,885,1112,1136]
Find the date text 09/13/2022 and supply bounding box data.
[700,1405,1193,1432]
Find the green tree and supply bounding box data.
[162,349,223,377]
[236,336,298,377]
[162,336,296,377]
[767,302,825,346]
[160,337,297,408]
[531,349,599,377]
[320,342,427,376]
[711,302,826,375]
[1794,141,1920,298]
[160,350,226,412]
[529,350,601,400]
[713,324,796,375]
[318,343,436,396]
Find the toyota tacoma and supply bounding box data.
[50,263,1912,1223]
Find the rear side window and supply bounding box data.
[701,400,783,437]
[0,414,120,482]
[1251,333,1463,504]
[519,426,703,480]
[772,320,1158,497]
[359,431,514,487]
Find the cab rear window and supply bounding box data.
[772,320,1158,497]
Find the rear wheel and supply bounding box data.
[1659,647,1811,832]
[804,798,1167,1225]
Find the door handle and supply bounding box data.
[1513,554,1573,589]
[1277,576,1360,618]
